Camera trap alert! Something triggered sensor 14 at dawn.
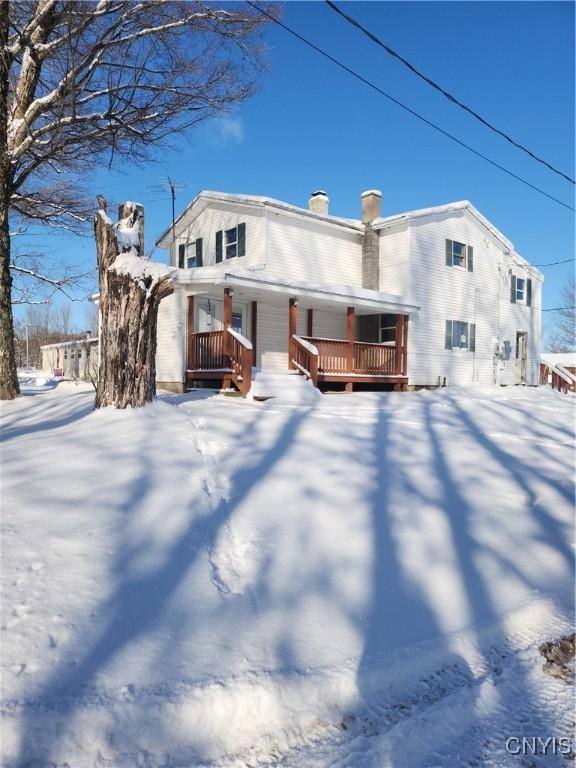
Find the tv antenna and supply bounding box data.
[147,178,187,242]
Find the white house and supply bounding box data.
[41,337,98,380]
[152,189,542,395]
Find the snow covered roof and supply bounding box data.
[155,191,363,247]
[541,352,576,367]
[40,338,98,350]
[155,192,541,278]
[175,266,419,314]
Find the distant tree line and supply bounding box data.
[13,302,96,370]
[547,284,575,353]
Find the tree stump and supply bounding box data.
[94,198,174,409]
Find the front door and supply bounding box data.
[196,298,248,336]
[515,332,527,384]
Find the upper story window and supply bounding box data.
[445,239,473,272]
[510,275,532,306]
[445,320,476,351]
[216,223,246,263]
[178,238,203,269]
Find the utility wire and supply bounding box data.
[533,258,574,267]
[247,2,575,213]
[325,0,575,186]
[542,306,576,312]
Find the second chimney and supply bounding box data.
[308,190,329,216]
[361,189,382,223]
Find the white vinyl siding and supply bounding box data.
[266,213,362,286]
[379,225,410,296]
[380,209,542,386]
[155,289,185,385]
[170,203,265,270]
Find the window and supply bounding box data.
[445,239,473,272]
[445,320,476,351]
[225,227,238,259]
[231,311,243,334]
[379,314,396,343]
[215,223,246,263]
[178,238,203,269]
[64,349,68,360]
[77,350,82,359]
[510,275,532,306]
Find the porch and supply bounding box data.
[182,273,417,395]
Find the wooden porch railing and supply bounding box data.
[298,336,404,376]
[292,335,319,386]
[227,328,253,396]
[190,330,228,371]
[540,362,576,393]
[188,329,253,396]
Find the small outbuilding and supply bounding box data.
[41,337,99,380]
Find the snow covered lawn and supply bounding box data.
[1,382,574,767]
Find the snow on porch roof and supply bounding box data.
[175,266,419,314]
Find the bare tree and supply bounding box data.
[13,298,82,368]
[0,0,273,399]
[547,283,575,352]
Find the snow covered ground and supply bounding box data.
[1,381,574,767]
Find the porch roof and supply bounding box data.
[175,267,419,315]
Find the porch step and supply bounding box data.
[249,369,322,405]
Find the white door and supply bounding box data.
[197,299,249,336]
[515,332,527,384]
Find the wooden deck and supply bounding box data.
[291,330,408,391]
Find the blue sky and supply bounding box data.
[16,1,574,342]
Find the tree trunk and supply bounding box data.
[94,200,174,409]
[0,1,19,400]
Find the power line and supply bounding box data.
[325,0,575,186]
[542,306,576,312]
[247,2,575,213]
[533,258,574,267]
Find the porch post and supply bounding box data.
[251,301,258,365]
[223,287,233,363]
[346,307,355,367]
[346,306,355,391]
[307,309,313,337]
[288,298,298,369]
[402,314,409,376]
[394,314,403,374]
[187,295,195,371]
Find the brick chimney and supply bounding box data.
[361,189,382,223]
[361,190,381,290]
[308,190,329,216]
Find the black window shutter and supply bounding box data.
[178,243,185,269]
[196,238,203,267]
[526,278,532,307]
[215,231,223,263]
[445,320,453,350]
[510,275,516,303]
[467,245,474,272]
[238,223,246,257]
[445,239,452,267]
[469,323,476,352]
